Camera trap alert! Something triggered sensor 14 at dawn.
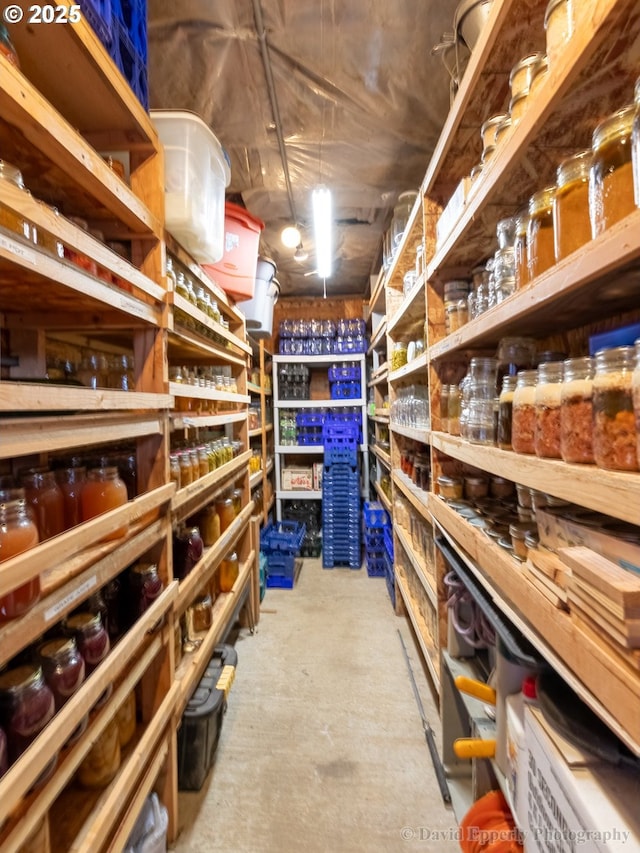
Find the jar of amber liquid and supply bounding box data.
[115,690,136,748]
[632,339,640,463]
[169,453,181,490]
[81,467,128,539]
[447,384,461,436]
[554,149,592,261]
[511,370,538,454]
[77,717,120,789]
[232,488,243,515]
[590,105,635,238]
[0,496,40,620]
[0,665,56,772]
[215,495,236,532]
[561,356,594,464]
[497,375,517,450]
[21,469,65,541]
[199,505,221,546]
[633,77,640,207]
[514,209,529,289]
[534,361,563,458]
[219,551,239,593]
[55,466,86,530]
[178,451,193,488]
[527,185,556,280]
[592,346,638,471]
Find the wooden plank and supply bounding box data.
[0,380,171,413]
[171,449,252,514]
[392,470,431,523]
[568,586,640,640]
[388,351,429,383]
[558,547,640,609]
[522,565,567,609]
[387,272,427,336]
[430,432,640,526]
[527,547,570,588]
[396,572,440,694]
[396,525,438,608]
[568,575,640,621]
[168,381,249,405]
[168,293,251,356]
[390,424,431,444]
[569,598,640,649]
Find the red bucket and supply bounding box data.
[202,202,264,301]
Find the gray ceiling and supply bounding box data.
[148,0,461,298]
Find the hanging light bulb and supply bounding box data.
[293,243,308,262]
[312,186,332,279]
[281,225,301,248]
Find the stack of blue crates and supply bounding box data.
[328,364,361,400]
[363,502,391,577]
[296,411,325,446]
[322,422,361,569]
[261,521,306,589]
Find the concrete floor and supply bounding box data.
[171,558,461,853]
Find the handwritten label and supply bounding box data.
[0,233,37,265]
[44,575,97,621]
[119,295,146,317]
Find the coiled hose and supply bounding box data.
[444,571,496,649]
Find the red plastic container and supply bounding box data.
[202,202,264,302]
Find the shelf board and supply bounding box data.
[0,411,164,459]
[367,368,389,388]
[430,431,640,526]
[392,469,431,523]
[170,411,246,430]
[390,423,431,444]
[274,398,365,409]
[272,354,365,365]
[0,56,159,237]
[387,275,426,336]
[249,470,263,489]
[168,292,250,358]
[248,427,263,438]
[396,572,440,694]
[369,414,390,425]
[385,193,424,290]
[247,382,262,394]
[395,525,438,609]
[0,384,167,415]
[368,268,386,317]
[388,351,428,383]
[368,317,388,354]
[277,490,322,500]
[374,481,392,514]
[430,495,640,753]
[371,444,391,469]
[266,459,274,475]
[169,381,250,406]
[172,449,252,515]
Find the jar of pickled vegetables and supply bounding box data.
[392,341,408,371]
[81,467,128,539]
[527,185,556,280]
[534,361,563,458]
[592,346,638,471]
[497,375,517,450]
[561,356,594,464]
[554,150,592,262]
[590,105,635,238]
[512,370,538,454]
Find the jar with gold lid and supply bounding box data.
[512,370,538,455]
[554,149,592,261]
[534,361,563,459]
[592,346,638,471]
[509,53,546,101]
[527,186,556,281]
[544,0,573,67]
[590,105,635,238]
[0,664,56,777]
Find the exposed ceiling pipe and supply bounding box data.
[251,0,299,228]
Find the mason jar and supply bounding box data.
[633,77,640,207]
[633,339,640,464]
[512,370,538,454]
[561,356,594,464]
[0,665,56,777]
[534,361,564,458]
[0,493,40,620]
[527,185,556,280]
[592,346,638,471]
[514,208,529,289]
[590,105,635,238]
[498,375,518,451]
[554,149,592,261]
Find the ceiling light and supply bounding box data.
[281,225,301,248]
[312,186,332,279]
[293,243,308,262]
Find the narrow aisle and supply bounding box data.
[171,558,460,853]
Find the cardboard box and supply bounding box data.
[523,706,640,852]
[312,462,323,491]
[281,467,313,490]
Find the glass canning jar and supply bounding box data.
[178,451,194,487]
[199,504,221,546]
[215,495,236,532]
[0,496,40,620]
[392,341,408,371]
[514,209,529,289]
[447,384,461,436]
[391,190,418,247]
[81,467,128,539]
[592,346,638,471]
[172,525,203,580]
[38,636,87,746]
[512,370,538,454]
[55,466,86,530]
[561,356,594,464]
[534,361,564,458]
[439,384,450,433]
[554,149,592,262]
[128,562,164,620]
[497,335,537,387]
[169,452,181,490]
[527,185,556,280]
[633,339,640,463]
[0,160,32,240]
[509,53,546,101]
[498,375,518,450]
[115,690,136,748]
[219,550,240,593]
[466,358,498,446]
[544,0,573,67]
[21,469,65,541]
[77,717,120,789]
[0,665,56,771]
[65,611,110,676]
[633,78,640,207]
[590,105,635,238]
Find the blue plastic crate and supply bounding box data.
[364,533,385,552]
[384,526,394,560]
[266,552,296,589]
[330,381,361,400]
[323,421,359,442]
[111,0,147,62]
[323,554,361,569]
[366,553,386,577]
[109,17,148,108]
[328,364,360,382]
[324,447,358,466]
[363,501,389,528]
[79,0,112,47]
[296,411,326,427]
[298,432,323,446]
[261,521,306,555]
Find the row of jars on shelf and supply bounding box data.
[0,558,163,787]
[168,437,243,491]
[443,344,640,472]
[169,365,243,413]
[389,385,430,430]
[47,352,135,391]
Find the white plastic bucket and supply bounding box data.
[239,258,279,338]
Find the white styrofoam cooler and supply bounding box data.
[151,110,230,264]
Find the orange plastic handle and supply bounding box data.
[455,675,497,705]
[453,738,497,759]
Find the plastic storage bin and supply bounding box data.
[124,793,168,853]
[238,256,279,337]
[150,110,230,263]
[202,202,264,301]
[177,644,237,790]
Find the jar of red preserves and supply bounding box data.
[65,611,112,708]
[128,562,164,620]
[172,525,204,580]
[0,664,57,777]
[0,494,40,620]
[511,370,538,454]
[38,636,87,745]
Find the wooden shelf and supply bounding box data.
[388,352,429,383]
[368,317,387,354]
[374,481,392,514]
[171,450,252,515]
[371,444,391,469]
[387,275,426,336]
[395,525,438,608]
[390,423,431,444]
[170,411,246,431]
[430,495,640,753]
[392,469,431,523]
[168,292,250,358]
[248,427,263,438]
[169,381,250,406]
[247,382,262,394]
[396,572,440,694]
[249,470,263,489]
[274,398,365,409]
[368,268,386,317]
[368,367,389,388]
[430,432,640,526]
[0,382,170,415]
[369,414,390,425]
[277,490,322,500]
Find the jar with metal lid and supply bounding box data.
[534,361,564,458]
[481,114,508,150]
[191,594,213,632]
[544,0,573,66]
[439,384,450,433]
[496,216,517,250]
[172,524,204,580]
[232,487,243,515]
[128,562,164,620]
[21,469,65,541]
[77,717,120,789]
[38,637,87,746]
[561,356,594,464]
[0,664,56,772]
[0,496,40,620]
[392,341,408,371]
[633,339,640,463]
[527,185,556,280]
[514,209,529,289]
[554,149,592,261]
[464,476,489,501]
[497,375,518,451]
[509,52,546,101]
[81,467,128,539]
[178,451,193,487]
[633,78,640,206]
[215,494,236,532]
[0,160,32,240]
[590,105,636,237]
[65,611,110,678]
[55,466,86,530]
[199,504,221,546]
[444,283,470,335]
[466,358,498,446]
[497,336,536,387]
[495,116,513,146]
[169,452,181,490]
[391,191,418,247]
[447,384,461,436]
[512,370,538,454]
[437,476,463,501]
[219,550,239,593]
[592,346,638,471]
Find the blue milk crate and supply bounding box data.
[364,532,385,552]
[298,431,323,446]
[265,552,296,589]
[324,446,358,466]
[109,17,148,108]
[111,0,147,62]
[296,411,326,427]
[363,501,389,528]
[328,364,360,382]
[79,0,113,47]
[366,553,386,577]
[384,526,394,560]
[323,552,361,569]
[384,550,396,607]
[322,421,359,443]
[261,521,306,555]
[330,381,361,400]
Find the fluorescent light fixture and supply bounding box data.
[312,186,332,279]
[281,225,301,248]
